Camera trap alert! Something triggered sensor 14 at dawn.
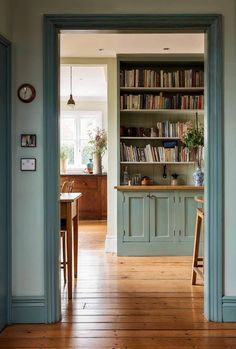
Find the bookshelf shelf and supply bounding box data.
[120,161,196,165]
[120,137,180,140]
[120,87,204,92]
[120,109,204,114]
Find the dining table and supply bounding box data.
[60,192,82,299]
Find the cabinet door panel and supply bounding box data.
[79,191,99,220]
[178,191,203,241]
[123,192,149,242]
[150,192,175,242]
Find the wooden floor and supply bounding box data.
[1,221,236,348]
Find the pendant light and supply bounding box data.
[67,66,75,108]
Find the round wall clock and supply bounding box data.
[17,84,36,103]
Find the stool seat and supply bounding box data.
[191,207,204,285]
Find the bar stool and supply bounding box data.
[191,197,204,285]
[60,180,75,283]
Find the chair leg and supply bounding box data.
[61,231,67,284]
[191,211,202,285]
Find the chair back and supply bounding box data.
[67,180,74,193]
[61,181,69,193]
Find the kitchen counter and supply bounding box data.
[61,173,107,176]
[115,185,204,191]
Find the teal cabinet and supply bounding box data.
[118,189,204,256]
[149,192,175,242]
[123,192,150,242]
[176,191,201,242]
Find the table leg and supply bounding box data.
[66,203,72,299]
[73,214,78,278]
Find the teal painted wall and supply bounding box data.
[9,0,236,298]
[0,0,13,39]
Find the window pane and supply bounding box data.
[80,117,99,139]
[79,139,93,166]
[61,118,76,140]
[61,141,75,166]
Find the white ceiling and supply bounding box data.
[60,33,204,100]
[60,65,107,100]
[60,33,204,57]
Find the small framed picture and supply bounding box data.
[21,134,37,147]
[20,158,36,171]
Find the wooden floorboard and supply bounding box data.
[1,220,236,349]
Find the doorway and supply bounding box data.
[43,14,223,322]
[0,34,11,330]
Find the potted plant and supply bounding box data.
[88,127,107,174]
[182,117,204,186]
[182,121,204,163]
[60,144,71,173]
[171,173,179,186]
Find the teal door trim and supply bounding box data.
[0,34,11,328]
[43,14,223,322]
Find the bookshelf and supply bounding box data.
[118,55,204,185]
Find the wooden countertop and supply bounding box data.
[115,185,204,191]
[61,173,107,176]
[60,192,82,202]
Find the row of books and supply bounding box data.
[120,143,203,163]
[120,68,204,88]
[120,93,204,110]
[156,121,192,138]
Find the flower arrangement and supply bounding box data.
[88,127,107,155]
[182,117,204,166]
[182,121,204,149]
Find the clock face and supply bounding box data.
[17,84,36,103]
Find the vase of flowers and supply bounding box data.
[182,115,204,186]
[88,128,107,175]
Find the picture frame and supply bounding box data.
[21,134,37,147]
[20,158,37,171]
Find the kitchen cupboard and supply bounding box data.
[118,188,203,256]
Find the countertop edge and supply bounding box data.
[115,185,204,191]
[61,173,107,176]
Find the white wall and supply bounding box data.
[10,0,236,296]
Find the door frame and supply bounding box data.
[0,33,11,328]
[43,14,223,322]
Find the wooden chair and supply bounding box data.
[67,180,74,193]
[191,207,204,285]
[61,180,69,193]
[60,180,75,283]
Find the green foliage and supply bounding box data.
[60,144,73,161]
[81,145,93,165]
[183,123,204,149]
[88,127,107,155]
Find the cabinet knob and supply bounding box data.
[150,195,157,199]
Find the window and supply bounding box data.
[60,110,102,169]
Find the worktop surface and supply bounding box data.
[115,185,204,191]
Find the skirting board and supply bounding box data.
[105,235,117,253]
[11,297,46,323]
[222,297,236,322]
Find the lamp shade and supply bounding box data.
[67,66,75,108]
